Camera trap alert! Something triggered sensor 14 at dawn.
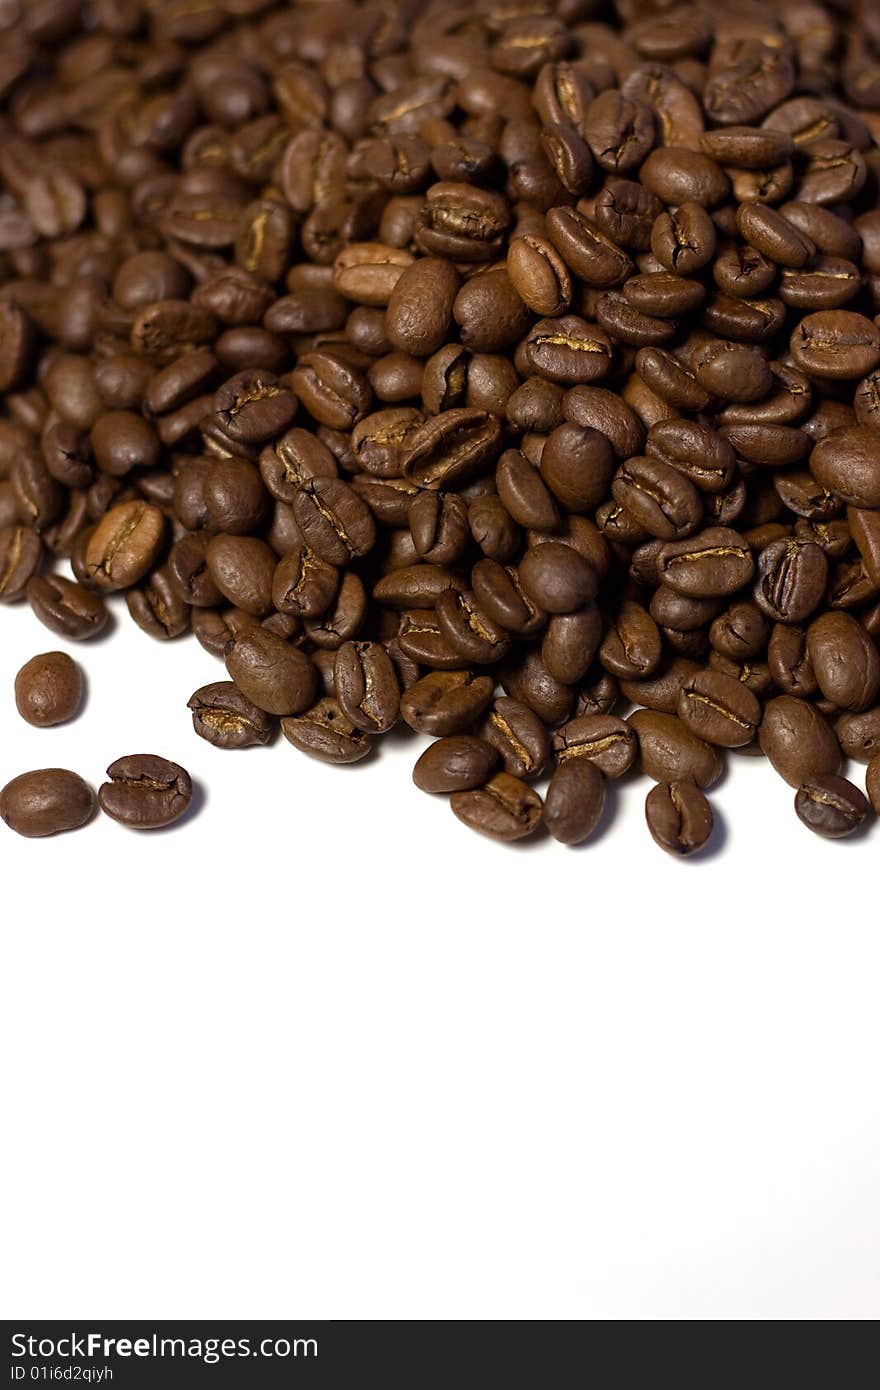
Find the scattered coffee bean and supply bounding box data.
[98,755,193,830]
[1,768,95,838]
[645,781,714,857]
[14,651,83,727]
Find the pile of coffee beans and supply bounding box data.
[2,0,880,853]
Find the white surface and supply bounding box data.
[0,590,878,1322]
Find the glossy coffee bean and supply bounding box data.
[645,781,713,857]
[188,682,275,750]
[794,776,869,839]
[98,754,193,830]
[413,737,498,795]
[450,772,543,843]
[14,651,83,727]
[1,768,95,838]
[544,761,605,846]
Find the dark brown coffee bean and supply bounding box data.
[450,772,543,842]
[645,780,713,857]
[479,697,549,780]
[836,708,880,763]
[435,587,511,665]
[656,527,754,598]
[413,736,498,794]
[754,537,828,624]
[676,668,761,749]
[1,768,95,838]
[791,311,880,382]
[126,568,189,641]
[280,698,372,765]
[552,714,637,779]
[98,754,192,830]
[524,315,613,385]
[867,756,880,815]
[14,650,83,727]
[402,409,502,490]
[542,604,602,685]
[293,478,376,565]
[759,695,842,787]
[334,640,400,733]
[545,206,632,288]
[628,710,723,788]
[188,681,274,750]
[400,670,494,737]
[416,183,510,263]
[225,629,318,716]
[810,428,880,509]
[795,775,869,839]
[0,523,42,601]
[206,534,276,616]
[612,456,702,541]
[519,541,597,614]
[544,760,605,846]
[584,90,655,175]
[507,233,571,317]
[26,573,108,639]
[807,612,880,712]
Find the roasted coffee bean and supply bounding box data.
[334,640,400,733]
[479,697,549,781]
[791,311,880,382]
[14,650,83,727]
[754,537,828,624]
[26,574,108,640]
[0,768,95,838]
[836,708,880,763]
[519,541,596,614]
[676,668,761,749]
[867,757,880,815]
[435,588,510,665]
[795,775,869,839]
[450,772,543,843]
[507,234,571,317]
[402,410,502,490]
[0,524,42,602]
[656,528,754,598]
[400,670,494,737]
[126,569,189,641]
[85,500,165,591]
[645,780,713,857]
[544,761,605,846]
[413,736,498,795]
[523,315,613,385]
[612,456,702,541]
[281,699,372,765]
[651,200,716,273]
[806,613,880,712]
[759,695,842,788]
[213,370,298,443]
[206,534,276,616]
[628,710,723,789]
[98,754,192,830]
[188,682,274,750]
[552,715,636,780]
[293,478,376,565]
[768,625,817,698]
[225,629,318,717]
[810,428,880,509]
[542,605,602,685]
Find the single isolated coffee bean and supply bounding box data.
[14,651,83,727]
[98,755,193,830]
[0,769,95,838]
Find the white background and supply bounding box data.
[1,589,878,1322]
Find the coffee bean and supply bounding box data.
[14,651,83,727]
[656,527,754,598]
[806,613,880,712]
[645,781,713,857]
[544,760,605,846]
[85,500,165,591]
[188,681,274,750]
[98,754,193,830]
[413,736,498,794]
[450,772,543,842]
[225,629,318,716]
[26,573,108,639]
[0,768,95,838]
[676,668,760,749]
[627,710,723,789]
[867,757,880,815]
[0,523,42,602]
[480,697,549,780]
[759,695,842,788]
[552,715,636,779]
[795,775,869,839]
[281,698,372,765]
